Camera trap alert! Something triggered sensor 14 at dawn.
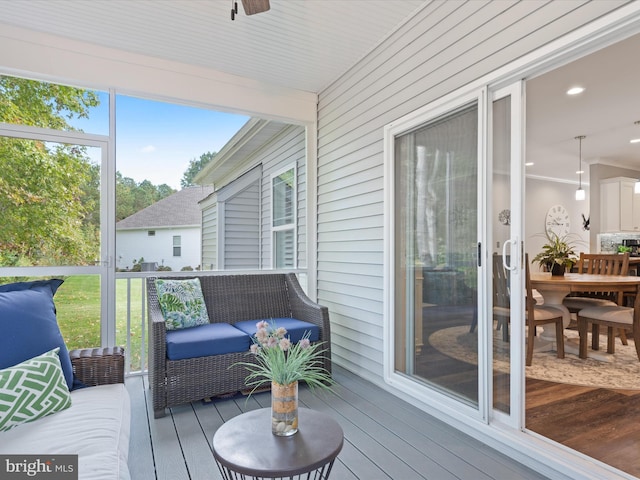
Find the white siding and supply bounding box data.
[316,0,627,381]
[116,226,201,271]
[201,201,218,270]
[259,125,307,268]
[224,182,260,269]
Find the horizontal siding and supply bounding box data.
[224,182,260,269]
[316,0,627,382]
[258,125,306,268]
[201,204,217,270]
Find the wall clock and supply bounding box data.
[545,204,570,238]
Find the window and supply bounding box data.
[148,230,155,236]
[271,165,296,268]
[173,235,181,257]
[386,99,479,407]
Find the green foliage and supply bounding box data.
[0,76,101,265]
[532,233,580,270]
[0,75,99,129]
[234,321,333,394]
[116,172,175,222]
[181,151,216,188]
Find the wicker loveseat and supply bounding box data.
[147,273,331,418]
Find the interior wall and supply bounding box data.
[525,177,591,267]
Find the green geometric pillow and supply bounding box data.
[0,348,72,432]
[155,278,210,330]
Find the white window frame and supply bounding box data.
[270,163,297,269]
[173,235,181,257]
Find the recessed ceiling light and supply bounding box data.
[525,162,534,166]
[567,86,585,95]
[576,170,584,174]
[631,138,640,144]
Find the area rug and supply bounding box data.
[428,326,640,390]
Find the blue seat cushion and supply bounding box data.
[0,279,74,391]
[165,323,251,360]
[233,318,320,344]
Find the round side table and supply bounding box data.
[213,407,344,479]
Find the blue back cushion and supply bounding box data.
[233,318,320,344]
[0,279,74,390]
[166,323,251,360]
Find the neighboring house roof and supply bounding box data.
[116,186,214,230]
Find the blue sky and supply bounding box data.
[74,92,249,190]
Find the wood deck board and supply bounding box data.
[127,366,551,479]
[333,368,549,480]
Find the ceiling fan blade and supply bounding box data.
[241,0,270,15]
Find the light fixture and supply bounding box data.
[575,135,586,201]
[632,120,640,145]
[231,0,270,19]
[567,86,585,96]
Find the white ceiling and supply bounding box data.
[1,0,639,184]
[0,0,426,93]
[526,32,640,184]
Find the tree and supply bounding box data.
[0,76,100,266]
[115,172,175,222]
[181,151,216,188]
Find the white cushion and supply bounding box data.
[530,305,564,321]
[0,383,130,480]
[578,306,634,325]
[563,297,616,310]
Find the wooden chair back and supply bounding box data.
[492,254,510,309]
[524,254,536,317]
[576,252,629,276]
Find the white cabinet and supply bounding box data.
[600,177,640,232]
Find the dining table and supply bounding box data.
[529,272,640,358]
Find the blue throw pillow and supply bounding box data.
[0,279,74,390]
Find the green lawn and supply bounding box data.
[54,275,147,372]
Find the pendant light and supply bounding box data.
[575,135,586,201]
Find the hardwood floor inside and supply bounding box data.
[418,305,640,478]
[526,379,640,477]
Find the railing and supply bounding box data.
[116,270,308,375]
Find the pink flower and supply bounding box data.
[267,336,278,348]
[256,329,268,345]
[250,344,260,354]
[279,338,291,351]
[299,338,310,349]
[275,327,287,338]
[256,320,269,330]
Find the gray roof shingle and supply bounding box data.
[116,186,214,230]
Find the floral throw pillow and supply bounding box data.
[155,278,210,330]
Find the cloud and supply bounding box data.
[140,145,156,153]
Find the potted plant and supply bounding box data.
[235,321,334,436]
[532,233,579,276]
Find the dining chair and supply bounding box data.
[492,254,511,342]
[563,252,630,344]
[577,290,640,361]
[525,255,565,366]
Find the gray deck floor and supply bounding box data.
[126,366,550,480]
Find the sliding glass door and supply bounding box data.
[489,82,525,426]
[388,93,481,408]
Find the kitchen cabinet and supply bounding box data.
[600,177,640,232]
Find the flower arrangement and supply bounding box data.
[238,320,333,392]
